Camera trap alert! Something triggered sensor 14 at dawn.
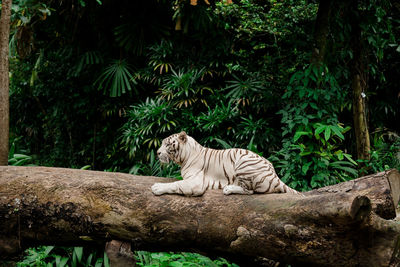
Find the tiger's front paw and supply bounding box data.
[151,183,168,196]
[223,185,236,195]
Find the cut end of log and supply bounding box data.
[350,195,371,221]
[387,169,400,212]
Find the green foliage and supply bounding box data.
[215,0,317,43]
[8,137,35,166]
[17,246,55,267]
[196,100,238,132]
[121,84,279,176]
[8,152,34,166]
[271,64,357,191]
[17,246,109,267]
[7,0,400,265]
[158,68,213,108]
[135,251,239,267]
[224,74,264,107]
[78,0,102,7]
[17,246,238,267]
[271,123,357,190]
[8,0,400,191]
[148,40,174,76]
[10,46,131,169]
[359,131,400,174]
[121,97,177,160]
[9,0,400,178]
[95,59,138,97]
[129,150,181,178]
[70,50,104,77]
[214,0,316,79]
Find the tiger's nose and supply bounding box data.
[157,151,161,157]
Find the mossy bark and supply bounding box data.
[350,0,371,161]
[0,167,399,266]
[311,0,332,64]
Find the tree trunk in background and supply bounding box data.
[0,0,12,166]
[1,166,400,266]
[311,0,332,64]
[350,0,371,161]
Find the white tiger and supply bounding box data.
[151,131,301,196]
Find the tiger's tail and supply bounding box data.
[281,182,305,197]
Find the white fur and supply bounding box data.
[152,132,300,197]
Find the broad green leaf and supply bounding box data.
[299,151,312,156]
[104,252,110,267]
[213,138,232,149]
[335,150,344,160]
[309,102,318,110]
[55,256,69,267]
[74,247,83,263]
[293,131,310,142]
[302,162,312,174]
[331,125,345,140]
[324,127,331,141]
[314,125,326,136]
[80,165,91,170]
[169,262,183,267]
[9,142,15,158]
[344,153,358,165]
[44,246,54,256]
[95,258,103,267]
[86,253,94,265]
[331,165,358,176]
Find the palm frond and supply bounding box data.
[71,50,104,77]
[95,59,137,97]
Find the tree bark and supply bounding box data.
[311,0,332,64]
[0,0,12,166]
[350,0,371,161]
[0,166,400,266]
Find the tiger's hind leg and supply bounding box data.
[223,174,254,195]
[223,185,253,195]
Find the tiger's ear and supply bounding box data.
[178,131,187,144]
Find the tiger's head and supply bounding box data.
[157,131,189,164]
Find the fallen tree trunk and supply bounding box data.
[0,166,399,266]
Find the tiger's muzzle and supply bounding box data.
[157,148,170,163]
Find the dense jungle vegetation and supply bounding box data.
[4,0,400,265]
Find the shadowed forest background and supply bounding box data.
[9,0,399,189]
[4,0,400,265]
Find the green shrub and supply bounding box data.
[17,246,110,267]
[135,251,239,267]
[359,130,400,174]
[271,64,358,191]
